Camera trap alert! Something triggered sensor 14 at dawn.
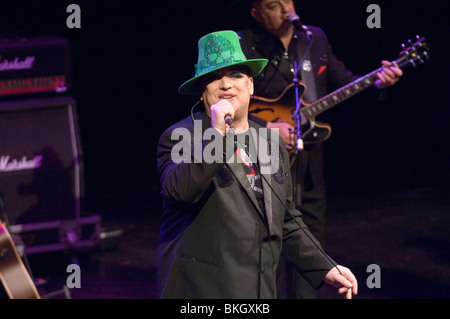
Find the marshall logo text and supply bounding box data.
[0,56,35,72]
[0,155,43,172]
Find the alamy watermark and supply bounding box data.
[66,4,81,29]
[367,4,381,29]
[66,4,380,30]
[366,264,381,288]
[64,262,381,291]
[66,264,81,288]
[170,120,281,174]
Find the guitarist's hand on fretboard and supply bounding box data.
[374,60,403,89]
[266,121,296,151]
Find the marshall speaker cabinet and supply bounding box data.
[0,96,101,254]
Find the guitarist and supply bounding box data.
[232,0,403,299]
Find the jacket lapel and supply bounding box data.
[251,127,274,231]
[225,123,277,231]
[226,150,264,224]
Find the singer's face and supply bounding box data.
[201,67,254,120]
[251,0,296,35]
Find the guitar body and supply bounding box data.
[249,81,332,145]
[0,223,40,299]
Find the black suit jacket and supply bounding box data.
[238,25,357,99]
[156,111,336,298]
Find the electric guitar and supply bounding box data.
[249,36,431,146]
[0,223,40,299]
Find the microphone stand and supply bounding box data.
[291,30,312,208]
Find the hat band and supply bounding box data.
[195,58,243,77]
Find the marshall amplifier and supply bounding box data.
[0,96,101,254]
[0,35,71,97]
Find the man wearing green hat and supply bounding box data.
[156,30,358,299]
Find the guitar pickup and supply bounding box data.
[249,107,274,114]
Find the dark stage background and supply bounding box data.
[0,0,449,239]
[0,0,449,303]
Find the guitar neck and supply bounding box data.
[301,70,378,121]
[300,53,422,121]
[249,36,429,129]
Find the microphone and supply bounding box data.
[288,14,312,39]
[224,114,232,127]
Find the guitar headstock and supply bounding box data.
[398,35,431,67]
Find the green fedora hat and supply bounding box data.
[178,30,268,96]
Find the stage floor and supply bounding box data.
[22,181,450,300]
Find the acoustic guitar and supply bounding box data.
[249,36,431,145]
[0,223,40,299]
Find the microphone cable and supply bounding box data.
[190,99,201,123]
[188,99,336,270]
[191,103,337,274]
[226,125,343,277]
[185,89,346,283]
